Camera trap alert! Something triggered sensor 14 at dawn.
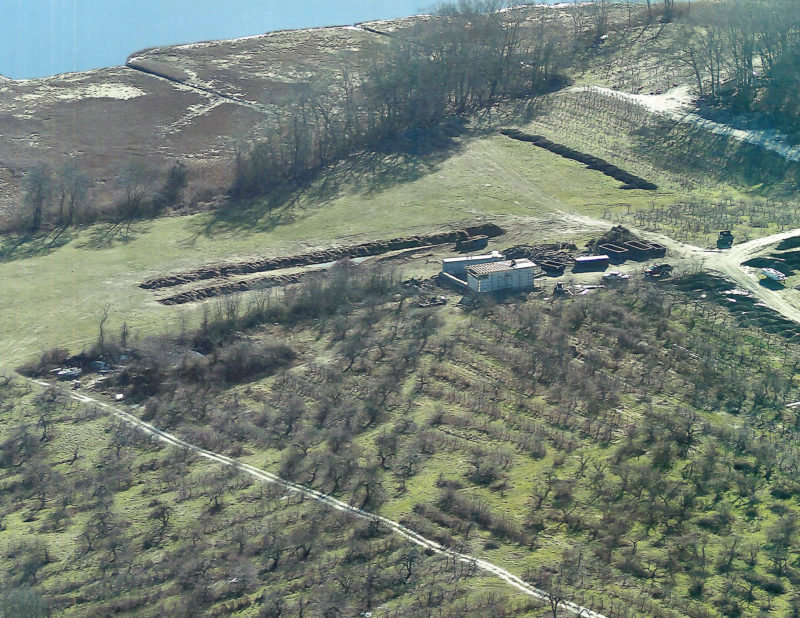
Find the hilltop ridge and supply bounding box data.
[0,18,419,222]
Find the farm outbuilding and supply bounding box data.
[442,251,505,277]
[573,255,610,272]
[466,259,539,293]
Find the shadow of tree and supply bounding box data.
[759,277,786,291]
[185,119,475,243]
[0,227,76,263]
[77,220,151,250]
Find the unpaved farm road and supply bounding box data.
[631,223,800,326]
[558,209,800,327]
[705,229,800,325]
[25,377,607,618]
[584,85,800,162]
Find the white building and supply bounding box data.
[441,251,505,277]
[466,259,538,293]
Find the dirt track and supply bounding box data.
[586,86,800,163]
[558,208,800,329]
[704,230,800,326]
[25,376,607,618]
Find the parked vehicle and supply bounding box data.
[761,267,787,283]
[717,230,734,249]
[602,271,631,282]
[644,263,673,279]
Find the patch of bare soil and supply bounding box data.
[140,223,504,290]
[499,129,658,190]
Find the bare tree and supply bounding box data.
[55,159,90,225]
[23,163,52,232]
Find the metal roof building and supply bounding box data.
[442,251,505,277]
[573,254,610,271]
[466,258,539,293]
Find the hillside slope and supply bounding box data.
[0,22,404,222]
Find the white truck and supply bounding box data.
[761,267,787,283]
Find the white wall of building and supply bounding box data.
[467,265,535,293]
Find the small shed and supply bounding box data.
[466,259,538,293]
[573,255,610,272]
[442,251,505,277]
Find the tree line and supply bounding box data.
[10,159,187,235]
[674,0,800,137]
[228,0,576,200]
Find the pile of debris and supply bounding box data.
[500,130,658,190]
[504,241,576,261]
[142,223,505,290]
[585,225,638,253]
[503,242,576,272]
[403,276,436,290]
[418,296,448,308]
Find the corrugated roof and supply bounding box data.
[467,259,536,275]
[442,251,504,264]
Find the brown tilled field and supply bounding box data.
[0,23,403,224]
[126,25,391,107]
[0,66,267,220]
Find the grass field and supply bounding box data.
[0,128,681,370]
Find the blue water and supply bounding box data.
[0,0,442,79]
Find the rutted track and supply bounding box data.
[24,377,607,618]
[705,229,800,327]
[125,59,273,115]
[559,208,800,331]
[585,85,800,163]
[140,223,505,290]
